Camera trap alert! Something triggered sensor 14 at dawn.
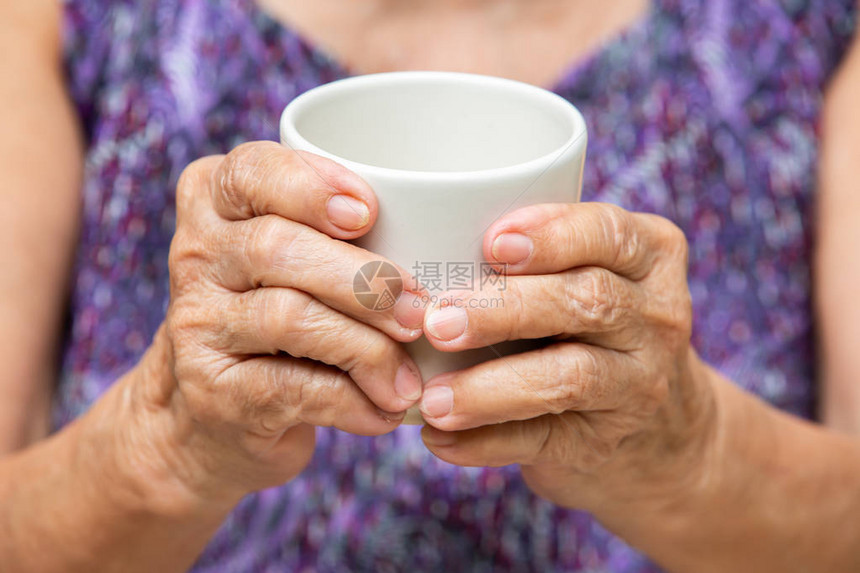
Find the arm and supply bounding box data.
[619,15,860,570]
[615,23,860,570]
[0,1,81,451]
[816,22,860,433]
[0,3,238,570]
[0,3,421,564]
[415,201,860,572]
[416,32,860,566]
[593,369,860,573]
[0,349,241,572]
[0,139,425,570]
[417,208,860,572]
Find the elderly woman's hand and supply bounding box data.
[418,202,718,511]
[130,142,427,502]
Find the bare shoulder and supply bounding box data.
[812,4,860,432]
[819,14,860,174]
[0,1,62,60]
[0,0,82,451]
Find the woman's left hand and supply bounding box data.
[419,202,719,511]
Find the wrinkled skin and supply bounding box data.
[153,141,429,497]
[417,201,716,511]
[146,140,715,510]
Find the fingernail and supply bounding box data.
[426,306,468,341]
[393,291,425,329]
[326,195,370,230]
[492,233,533,265]
[421,385,454,418]
[394,363,423,402]
[377,408,407,423]
[422,426,457,447]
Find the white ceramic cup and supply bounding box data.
[281,71,587,424]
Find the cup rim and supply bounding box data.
[279,71,587,182]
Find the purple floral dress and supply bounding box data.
[57,0,856,571]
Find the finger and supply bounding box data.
[212,214,428,341]
[211,287,423,412]
[211,141,378,239]
[423,268,643,351]
[418,342,646,431]
[175,155,228,230]
[483,202,686,279]
[421,419,543,467]
[205,354,406,438]
[421,413,609,469]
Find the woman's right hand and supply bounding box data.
[128,141,427,504]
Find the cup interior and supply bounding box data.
[287,73,582,173]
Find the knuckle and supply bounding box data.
[233,366,291,437]
[175,156,217,220]
[563,269,619,329]
[582,204,642,278]
[280,295,337,358]
[216,142,280,217]
[640,219,692,340]
[658,221,690,276]
[294,294,332,334]
[166,238,188,283]
[602,203,630,229]
[169,170,225,291]
[642,214,689,271]
[275,293,381,380]
[167,299,215,351]
[339,334,403,412]
[533,415,613,469]
[668,292,694,339]
[164,308,189,359]
[167,233,208,292]
[166,307,234,393]
[165,302,196,336]
[656,217,688,260]
[542,351,590,414]
[646,285,693,343]
[345,334,393,373]
[544,382,577,416]
[557,349,603,412]
[251,291,291,355]
[218,146,256,217]
[243,215,303,280]
[246,216,283,270]
[601,205,637,266]
[535,415,614,469]
[295,363,349,426]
